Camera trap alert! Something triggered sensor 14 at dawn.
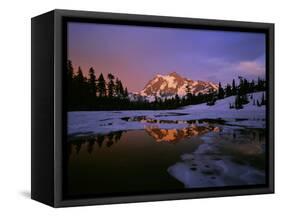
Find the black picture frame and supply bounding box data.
[31,9,274,207]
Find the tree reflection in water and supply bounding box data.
[66,124,266,193]
[68,131,124,156]
[68,124,222,157]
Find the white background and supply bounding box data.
[0,0,279,216]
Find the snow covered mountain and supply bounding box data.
[138,72,218,101]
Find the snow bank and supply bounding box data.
[167,154,265,188]
[68,92,266,136]
[178,91,266,128]
[167,129,266,188]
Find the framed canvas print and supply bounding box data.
[31,9,274,207]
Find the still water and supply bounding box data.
[65,123,266,197]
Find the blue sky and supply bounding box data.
[68,22,266,92]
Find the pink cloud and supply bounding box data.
[236,61,265,76]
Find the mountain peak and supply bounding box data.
[167,72,192,81]
[168,71,181,77]
[156,72,182,78]
[139,72,218,101]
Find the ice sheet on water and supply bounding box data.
[168,145,265,188]
[167,124,266,188]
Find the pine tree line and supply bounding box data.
[228,76,266,109]
[67,60,266,111]
[67,60,129,110]
[182,76,266,108]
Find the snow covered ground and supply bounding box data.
[167,152,265,187]
[68,91,266,136]
[67,91,266,188]
[167,126,266,187]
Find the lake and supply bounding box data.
[65,121,266,198]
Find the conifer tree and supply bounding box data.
[67,60,74,107]
[234,95,243,109]
[97,73,106,97]
[218,82,225,99]
[257,77,265,91]
[115,78,124,97]
[73,66,87,107]
[88,67,97,98]
[185,84,192,104]
[119,80,124,97]
[225,84,232,97]
[67,60,74,82]
[75,66,85,83]
[124,87,129,98]
[107,73,115,97]
[175,94,180,106]
[206,89,216,106]
[114,78,120,97]
[238,76,244,95]
[250,80,255,92]
[243,78,249,93]
[232,79,237,95]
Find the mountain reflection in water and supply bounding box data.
[145,125,220,142]
[66,125,265,197]
[68,124,221,155]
